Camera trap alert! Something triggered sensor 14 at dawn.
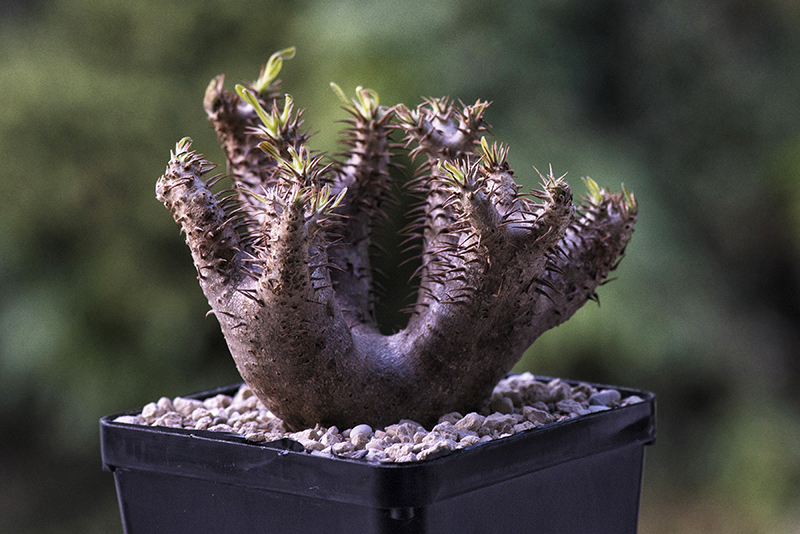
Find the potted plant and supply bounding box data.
[101,49,655,534]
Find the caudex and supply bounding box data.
[157,49,637,431]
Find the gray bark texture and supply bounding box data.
[156,53,637,431]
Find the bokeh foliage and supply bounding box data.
[1,0,799,532]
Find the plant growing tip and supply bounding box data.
[236,85,271,121]
[174,137,193,155]
[254,47,296,94]
[622,183,637,212]
[236,186,272,206]
[330,82,381,120]
[236,85,294,139]
[582,176,603,205]
[330,82,349,105]
[313,184,348,214]
[257,142,314,178]
[282,145,313,176]
[479,136,509,168]
[439,160,469,186]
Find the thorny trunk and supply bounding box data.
[156,51,637,430]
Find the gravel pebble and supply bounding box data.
[114,415,140,425]
[429,421,458,441]
[621,395,643,406]
[483,413,519,435]
[459,434,482,447]
[141,402,164,420]
[556,399,589,416]
[194,416,212,430]
[513,421,535,433]
[438,412,463,426]
[351,432,371,449]
[489,396,514,414]
[548,379,572,402]
[245,432,266,442]
[385,443,413,460]
[454,412,485,432]
[417,439,457,461]
[154,412,183,428]
[174,397,203,416]
[589,389,622,406]
[157,397,175,412]
[332,441,355,455]
[203,394,231,410]
[320,427,342,447]
[350,424,373,438]
[523,405,555,425]
[116,373,644,463]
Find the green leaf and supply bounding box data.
[279,95,293,127]
[439,160,467,185]
[236,85,278,136]
[330,83,380,120]
[237,186,271,205]
[330,82,349,106]
[175,137,193,155]
[254,47,296,94]
[257,141,286,166]
[329,186,347,211]
[582,176,602,204]
[621,183,637,212]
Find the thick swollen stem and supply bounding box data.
[325,92,396,331]
[203,76,279,202]
[402,170,577,381]
[203,76,308,232]
[157,142,371,431]
[518,190,638,344]
[156,140,242,284]
[397,99,491,314]
[157,53,638,431]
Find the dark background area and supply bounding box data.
[1,1,799,532]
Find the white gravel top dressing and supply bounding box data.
[115,373,644,463]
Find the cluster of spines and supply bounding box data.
[315,84,399,328]
[533,177,638,316]
[396,97,490,160]
[329,84,397,218]
[182,52,347,312]
[392,99,491,309]
[204,49,309,229]
[392,97,582,315]
[157,139,244,284]
[167,49,636,329]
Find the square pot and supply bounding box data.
[101,378,655,534]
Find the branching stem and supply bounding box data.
[157,53,637,430]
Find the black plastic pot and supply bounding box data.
[101,379,655,534]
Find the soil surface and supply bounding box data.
[115,373,643,463]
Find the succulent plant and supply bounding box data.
[156,49,637,431]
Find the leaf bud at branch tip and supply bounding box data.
[254,47,296,94]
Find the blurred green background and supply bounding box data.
[2,0,799,532]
